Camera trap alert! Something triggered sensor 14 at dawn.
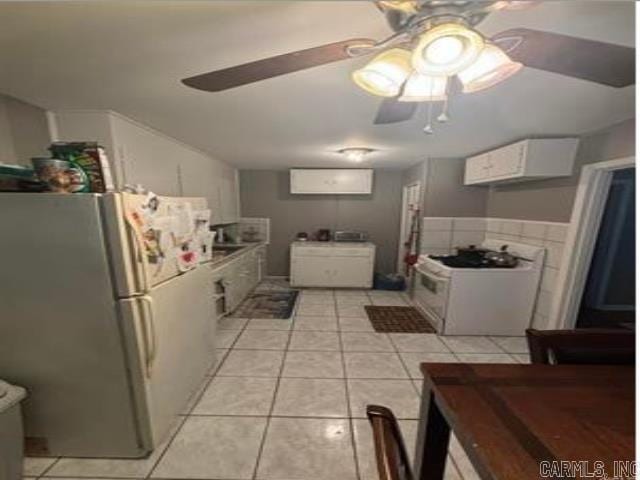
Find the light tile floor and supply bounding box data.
[28,285,530,480]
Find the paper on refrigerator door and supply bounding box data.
[167,202,194,240]
[152,216,178,262]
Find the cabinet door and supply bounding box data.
[332,170,373,194]
[257,246,267,282]
[332,256,373,288]
[290,256,333,287]
[291,169,372,194]
[290,170,336,194]
[488,143,524,178]
[219,168,239,224]
[464,154,490,184]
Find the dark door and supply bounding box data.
[577,168,635,329]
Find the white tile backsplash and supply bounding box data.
[540,267,558,293]
[543,240,565,268]
[421,216,571,333]
[486,218,501,233]
[452,218,486,232]
[522,222,547,239]
[545,224,568,243]
[451,230,485,248]
[500,220,523,236]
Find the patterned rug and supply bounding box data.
[364,306,436,333]
[231,290,299,319]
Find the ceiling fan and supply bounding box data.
[181,0,634,127]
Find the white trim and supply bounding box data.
[548,156,635,329]
[45,111,59,141]
[397,181,422,273]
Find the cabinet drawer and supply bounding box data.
[331,247,372,257]
[292,247,332,257]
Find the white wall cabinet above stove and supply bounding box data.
[290,242,375,288]
[464,138,579,186]
[290,169,373,194]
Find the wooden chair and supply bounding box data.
[526,328,635,365]
[366,405,415,480]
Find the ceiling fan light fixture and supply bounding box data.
[457,43,522,93]
[398,72,448,102]
[352,48,412,97]
[412,23,485,76]
[338,147,374,163]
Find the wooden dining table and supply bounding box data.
[414,363,635,480]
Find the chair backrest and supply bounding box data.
[526,328,635,365]
[366,405,415,480]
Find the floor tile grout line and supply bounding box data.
[248,290,300,480]
[38,458,61,478]
[144,414,189,480]
[338,311,363,480]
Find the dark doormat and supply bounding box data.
[364,306,436,333]
[231,290,299,319]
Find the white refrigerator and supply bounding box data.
[0,192,217,458]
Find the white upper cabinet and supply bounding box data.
[218,166,240,224]
[52,111,239,224]
[464,138,579,186]
[290,169,373,194]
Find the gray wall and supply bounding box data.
[0,94,50,165]
[486,119,636,222]
[401,157,488,217]
[424,158,488,217]
[239,170,403,277]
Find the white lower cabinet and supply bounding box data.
[209,245,265,315]
[290,242,375,288]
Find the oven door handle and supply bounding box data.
[415,265,449,283]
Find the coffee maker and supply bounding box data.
[316,229,331,242]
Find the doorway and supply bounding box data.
[397,182,422,274]
[551,156,635,329]
[576,168,635,329]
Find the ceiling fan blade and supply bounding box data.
[492,28,634,87]
[182,38,376,92]
[374,98,418,124]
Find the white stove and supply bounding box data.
[411,240,545,336]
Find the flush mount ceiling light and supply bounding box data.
[399,72,448,102]
[351,48,412,97]
[338,148,374,163]
[457,43,523,93]
[411,22,485,76]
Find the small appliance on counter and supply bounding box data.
[334,230,368,242]
[296,232,309,241]
[316,229,331,242]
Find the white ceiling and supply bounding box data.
[0,1,635,170]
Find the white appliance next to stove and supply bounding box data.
[412,240,545,336]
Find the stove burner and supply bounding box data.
[429,253,516,269]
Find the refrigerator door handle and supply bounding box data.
[125,213,151,294]
[139,295,157,378]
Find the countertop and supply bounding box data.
[291,241,375,247]
[206,242,265,269]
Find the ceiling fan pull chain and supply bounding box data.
[423,76,435,134]
[437,77,450,123]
